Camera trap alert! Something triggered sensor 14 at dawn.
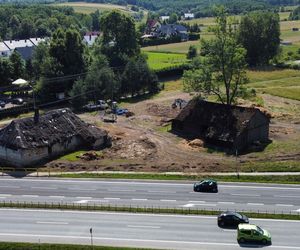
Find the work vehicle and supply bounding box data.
[218,211,249,227]
[193,179,218,192]
[237,224,271,245]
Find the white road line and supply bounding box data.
[231,193,260,197]
[49,196,65,199]
[0,194,11,197]
[68,188,96,191]
[22,195,39,198]
[76,197,92,199]
[195,203,217,206]
[131,198,148,201]
[160,199,177,202]
[274,195,300,198]
[127,225,161,229]
[0,186,19,188]
[104,198,120,200]
[247,203,264,206]
[218,202,235,204]
[189,201,205,203]
[108,189,136,192]
[148,191,176,193]
[275,204,294,207]
[36,221,69,225]
[31,187,57,190]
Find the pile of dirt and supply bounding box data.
[188,139,204,148]
[76,151,103,161]
[104,135,157,160]
[146,103,180,118]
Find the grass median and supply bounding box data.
[0,242,152,250]
[54,172,300,184]
[0,201,299,220]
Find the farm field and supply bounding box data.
[53,2,134,14]
[144,51,188,70]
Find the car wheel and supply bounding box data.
[219,221,225,227]
[262,239,267,245]
[213,187,217,192]
[238,238,245,244]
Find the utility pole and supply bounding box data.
[235,148,239,179]
[90,227,93,250]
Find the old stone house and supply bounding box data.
[0,108,111,167]
[172,99,270,152]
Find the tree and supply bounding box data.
[100,11,139,67]
[32,41,50,79]
[183,7,248,105]
[69,79,86,110]
[187,45,197,59]
[0,58,12,85]
[91,10,101,31]
[169,13,178,24]
[238,11,280,66]
[9,50,24,80]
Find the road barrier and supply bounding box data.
[0,201,299,220]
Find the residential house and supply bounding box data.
[146,19,161,35]
[0,108,111,167]
[156,24,188,41]
[172,99,270,151]
[83,31,101,47]
[0,42,11,57]
[160,16,170,22]
[184,13,195,20]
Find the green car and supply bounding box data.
[237,224,271,245]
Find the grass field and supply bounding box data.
[144,51,188,70]
[53,2,133,14]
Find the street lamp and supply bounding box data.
[90,227,93,249]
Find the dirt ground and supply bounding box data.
[45,90,300,173]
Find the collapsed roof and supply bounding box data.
[0,108,108,150]
[173,99,269,143]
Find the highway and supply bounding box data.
[0,208,300,250]
[0,177,300,214]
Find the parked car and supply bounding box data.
[12,98,24,105]
[115,108,128,115]
[83,100,109,111]
[218,211,249,228]
[193,179,218,193]
[0,100,5,108]
[237,224,271,245]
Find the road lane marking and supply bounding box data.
[76,197,92,199]
[36,221,69,225]
[247,203,264,206]
[0,186,19,188]
[22,195,39,198]
[127,225,161,229]
[160,199,176,202]
[231,193,260,197]
[1,233,300,249]
[188,201,205,203]
[218,202,235,204]
[31,187,57,190]
[0,194,11,197]
[148,191,176,193]
[131,199,148,201]
[68,188,96,191]
[49,196,65,199]
[104,198,120,200]
[108,189,136,192]
[274,195,300,198]
[275,204,294,207]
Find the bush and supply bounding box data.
[188,33,200,41]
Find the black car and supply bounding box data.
[0,100,5,108]
[193,179,218,193]
[12,98,24,105]
[218,211,249,228]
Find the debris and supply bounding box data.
[77,151,102,161]
[188,139,204,148]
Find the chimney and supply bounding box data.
[34,108,39,124]
[89,34,92,41]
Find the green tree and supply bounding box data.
[187,45,197,59]
[100,11,139,67]
[183,7,248,105]
[169,13,178,24]
[0,58,12,85]
[238,11,280,66]
[9,50,24,80]
[32,41,50,79]
[91,10,101,31]
[69,79,86,110]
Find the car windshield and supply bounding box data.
[234,213,243,219]
[256,226,264,234]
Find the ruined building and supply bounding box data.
[0,108,111,167]
[172,99,270,152]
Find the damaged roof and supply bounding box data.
[0,108,108,150]
[174,99,269,143]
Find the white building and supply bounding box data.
[184,13,195,20]
[0,42,12,57]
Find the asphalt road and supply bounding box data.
[0,177,300,214]
[1,208,300,250]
